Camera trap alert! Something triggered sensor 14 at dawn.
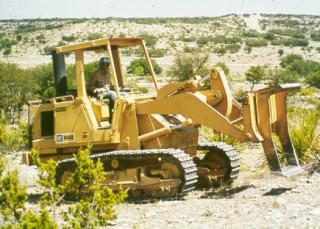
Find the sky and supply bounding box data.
[0,0,319,19]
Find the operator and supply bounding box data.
[88,57,116,119]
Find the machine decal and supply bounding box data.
[55,133,75,143]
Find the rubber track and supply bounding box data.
[56,148,198,199]
[198,142,241,181]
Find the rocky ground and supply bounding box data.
[8,144,320,229]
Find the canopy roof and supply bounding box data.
[55,37,144,53]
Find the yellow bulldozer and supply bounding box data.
[23,37,303,198]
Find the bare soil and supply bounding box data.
[8,145,320,229]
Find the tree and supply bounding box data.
[214,62,230,75]
[168,53,209,82]
[278,49,284,57]
[28,64,56,99]
[245,65,265,91]
[127,58,162,76]
[0,63,35,122]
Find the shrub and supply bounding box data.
[36,34,46,44]
[278,49,284,56]
[244,46,252,53]
[62,148,127,228]
[268,29,305,39]
[0,154,57,228]
[270,39,282,46]
[311,31,320,41]
[139,32,157,47]
[213,47,227,55]
[263,32,275,40]
[27,64,56,99]
[167,53,209,82]
[305,71,320,88]
[62,35,76,42]
[270,69,299,84]
[3,48,11,55]
[288,107,320,163]
[197,36,214,46]
[225,44,241,53]
[0,63,35,123]
[0,117,28,152]
[148,48,167,57]
[214,62,230,75]
[282,38,308,47]
[87,33,103,40]
[127,58,162,76]
[245,39,268,47]
[245,65,266,90]
[0,38,16,49]
[183,46,199,53]
[242,30,260,38]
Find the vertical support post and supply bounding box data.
[256,94,282,172]
[141,40,159,91]
[111,46,124,88]
[75,50,87,98]
[107,42,120,97]
[274,91,300,166]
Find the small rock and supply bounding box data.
[203,209,213,217]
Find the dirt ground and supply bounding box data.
[8,144,320,229]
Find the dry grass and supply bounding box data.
[288,106,320,163]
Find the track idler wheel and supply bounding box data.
[195,142,240,188]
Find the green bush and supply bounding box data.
[311,31,320,41]
[214,62,230,75]
[268,29,305,39]
[0,154,58,228]
[263,32,275,40]
[282,38,309,47]
[87,33,103,40]
[197,36,214,46]
[245,65,266,90]
[36,34,46,44]
[127,58,162,76]
[225,44,241,53]
[183,46,199,53]
[270,69,299,84]
[139,32,157,47]
[0,63,35,122]
[245,39,268,47]
[0,38,17,50]
[244,46,252,53]
[27,64,55,99]
[270,39,282,46]
[213,47,227,55]
[3,48,11,55]
[278,49,284,56]
[305,71,320,88]
[288,107,320,163]
[242,30,260,38]
[148,48,167,57]
[178,36,196,42]
[62,35,76,42]
[62,148,127,228]
[168,53,209,82]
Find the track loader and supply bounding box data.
[23,37,303,198]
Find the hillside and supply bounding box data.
[1,14,320,78]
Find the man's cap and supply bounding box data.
[99,57,110,65]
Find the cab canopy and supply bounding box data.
[53,37,158,97]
